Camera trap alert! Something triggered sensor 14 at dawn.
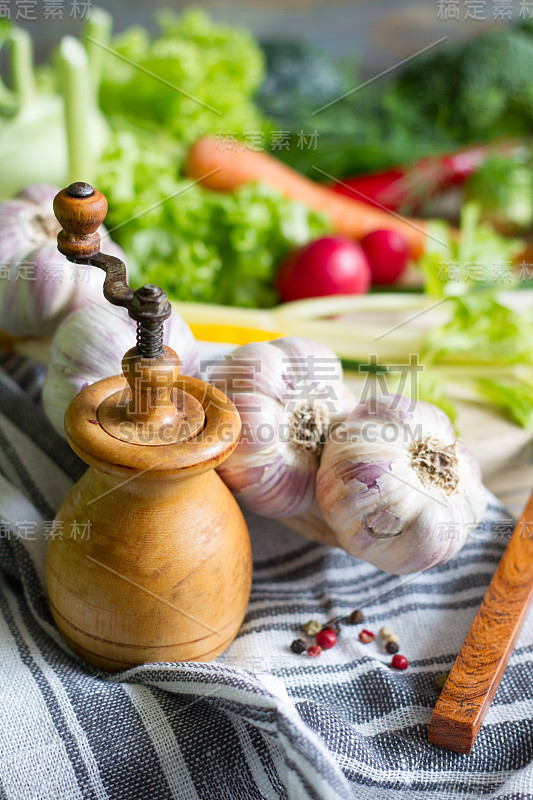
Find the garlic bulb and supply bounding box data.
[206,337,355,517]
[42,303,199,436]
[0,184,125,336]
[315,394,486,574]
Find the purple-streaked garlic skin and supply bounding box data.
[217,442,318,518]
[315,394,486,574]
[208,342,287,403]
[0,184,124,336]
[206,336,356,518]
[42,304,199,437]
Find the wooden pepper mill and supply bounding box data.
[46,182,252,671]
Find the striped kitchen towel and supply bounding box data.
[0,353,532,800]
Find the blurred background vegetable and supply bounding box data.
[0,13,111,200]
[276,236,371,302]
[4,6,533,434]
[360,230,410,286]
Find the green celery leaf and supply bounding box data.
[477,377,533,429]
[419,202,522,298]
[422,293,533,366]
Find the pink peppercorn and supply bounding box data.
[391,654,408,670]
[359,629,375,644]
[315,628,337,650]
[307,644,322,657]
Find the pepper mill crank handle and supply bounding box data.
[53,182,171,358]
[80,251,135,310]
[53,181,135,309]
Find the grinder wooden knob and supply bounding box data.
[53,182,107,259]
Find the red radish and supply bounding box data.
[331,141,519,213]
[360,229,410,286]
[276,236,371,302]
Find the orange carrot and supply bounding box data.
[186,137,428,259]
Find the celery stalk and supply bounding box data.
[0,27,17,114]
[83,7,112,106]
[58,36,93,183]
[9,28,35,109]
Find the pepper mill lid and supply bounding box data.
[53,183,241,480]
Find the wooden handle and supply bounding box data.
[53,182,107,259]
[428,490,533,753]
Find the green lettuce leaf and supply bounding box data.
[93,9,331,307]
[99,8,269,146]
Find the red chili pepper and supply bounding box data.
[331,141,519,213]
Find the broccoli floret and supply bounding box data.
[389,29,533,140]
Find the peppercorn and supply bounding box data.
[359,629,374,644]
[385,640,399,655]
[307,645,322,657]
[303,619,322,637]
[315,628,337,650]
[379,625,393,640]
[349,609,365,624]
[391,654,408,670]
[324,620,340,636]
[290,638,308,654]
[434,671,449,691]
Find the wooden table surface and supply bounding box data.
[454,400,533,519]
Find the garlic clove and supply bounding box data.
[209,335,355,519]
[16,184,59,205]
[206,341,287,403]
[226,391,284,456]
[218,442,317,518]
[273,336,355,421]
[217,389,318,517]
[274,336,345,383]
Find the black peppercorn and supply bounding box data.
[385,639,399,655]
[290,638,308,654]
[349,609,365,624]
